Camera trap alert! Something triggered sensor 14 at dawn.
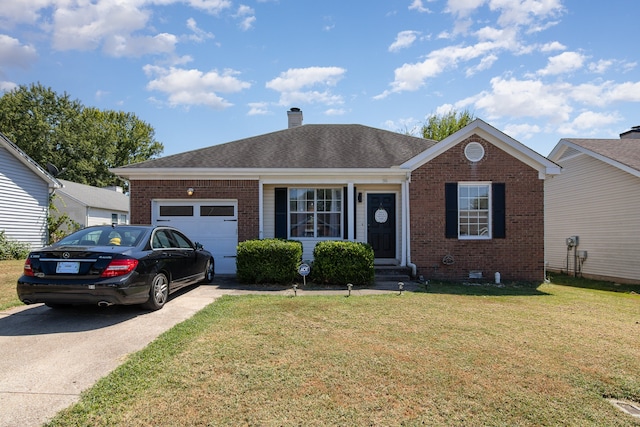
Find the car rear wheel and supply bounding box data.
[142,272,169,310]
[203,259,215,283]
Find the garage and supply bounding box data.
[152,200,238,274]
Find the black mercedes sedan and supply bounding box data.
[17,225,214,310]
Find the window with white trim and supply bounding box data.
[289,188,342,238]
[458,183,491,239]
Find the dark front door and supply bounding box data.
[367,193,396,258]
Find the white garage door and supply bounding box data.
[152,200,238,274]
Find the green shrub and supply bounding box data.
[0,230,31,260]
[310,241,374,286]
[236,239,303,284]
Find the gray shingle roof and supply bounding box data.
[58,179,129,211]
[121,124,436,169]
[563,138,640,172]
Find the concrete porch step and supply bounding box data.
[374,265,413,282]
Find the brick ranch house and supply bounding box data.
[112,110,560,282]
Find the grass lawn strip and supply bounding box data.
[45,284,640,426]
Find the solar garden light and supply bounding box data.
[347,283,353,296]
[398,282,404,295]
[292,284,297,296]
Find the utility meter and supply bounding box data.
[566,236,579,247]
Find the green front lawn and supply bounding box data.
[0,259,24,310]
[46,282,640,426]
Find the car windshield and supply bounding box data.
[56,227,147,247]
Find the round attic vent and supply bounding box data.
[464,142,485,162]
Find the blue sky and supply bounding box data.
[1,0,640,157]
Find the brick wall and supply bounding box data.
[129,179,260,243]
[410,135,545,283]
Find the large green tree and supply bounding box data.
[421,109,475,141]
[0,83,163,188]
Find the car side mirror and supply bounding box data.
[194,242,203,250]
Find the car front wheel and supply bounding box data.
[142,272,169,310]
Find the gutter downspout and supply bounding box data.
[404,173,417,277]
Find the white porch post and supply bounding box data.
[347,182,355,240]
[258,180,264,239]
[401,179,408,266]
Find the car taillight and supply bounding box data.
[23,258,34,276]
[101,259,139,278]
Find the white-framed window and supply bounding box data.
[289,188,342,238]
[112,213,128,224]
[458,183,491,239]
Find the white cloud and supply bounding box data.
[489,0,565,28]
[186,18,215,42]
[469,76,573,122]
[446,0,486,18]
[588,59,613,74]
[185,0,233,15]
[325,108,347,116]
[51,1,151,52]
[266,66,346,106]
[466,54,497,76]
[557,111,622,135]
[408,0,432,13]
[0,0,53,25]
[540,41,565,52]
[0,34,38,68]
[235,5,256,30]
[104,33,177,57]
[503,122,541,140]
[0,81,18,92]
[247,102,269,115]
[144,65,251,109]
[603,81,640,103]
[12,0,232,58]
[267,67,346,91]
[389,31,421,52]
[537,51,585,76]
[379,40,508,96]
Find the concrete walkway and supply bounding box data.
[0,277,418,427]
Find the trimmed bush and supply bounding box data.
[0,230,31,260]
[311,241,374,286]
[236,239,303,284]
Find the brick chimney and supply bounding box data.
[287,108,303,128]
[620,125,640,139]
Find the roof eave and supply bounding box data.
[1,133,62,189]
[110,167,409,180]
[551,139,640,178]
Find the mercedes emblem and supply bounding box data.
[62,252,70,259]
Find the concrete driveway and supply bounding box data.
[0,278,410,427]
[0,283,232,427]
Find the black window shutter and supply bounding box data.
[275,187,287,239]
[342,187,358,240]
[445,183,458,238]
[492,183,506,238]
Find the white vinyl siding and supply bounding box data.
[0,146,50,249]
[545,153,640,282]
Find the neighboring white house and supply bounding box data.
[0,132,61,249]
[54,179,130,230]
[545,126,640,284]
